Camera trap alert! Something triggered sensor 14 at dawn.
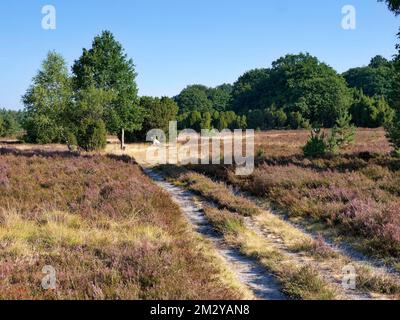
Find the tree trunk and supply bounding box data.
[121,128,125,150]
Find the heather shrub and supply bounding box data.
[340,198,400,256]
[187,129,400,263]
[0,152,245,300]
[360,165,390,181]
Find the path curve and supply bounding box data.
[143,168,286,300]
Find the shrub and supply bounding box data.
[303,129,328,157]
[288,111,310,129]
[327,112,355,154]
[303,113,355,157]
[0,110,21,138]
[76,118,107,151]
[62,131,78,151]
[22,113,62,144]
[0,116,3,137]
[340,198,400,255]
[386,115,400,156]
[350,91,395,128]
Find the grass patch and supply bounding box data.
[202,206,337,300]
[159,165,260,217]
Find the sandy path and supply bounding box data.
[143,167,286,300]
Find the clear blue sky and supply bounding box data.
[0,0,398,110]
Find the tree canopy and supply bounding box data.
[231,53,352,127]
[0,109,21,137]
[380,0,400,14]
[72,31,143,139]
[136,96,179,140]
[175,83,234,114]
[16,24,400,151]
[230,69,270,114]
[343,56,396,103]
[175,85,213,113]
[22,51,73,144]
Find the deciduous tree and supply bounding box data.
[22,51,72,144]
[72,31,143,149]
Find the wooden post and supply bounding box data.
[121,128,125,150]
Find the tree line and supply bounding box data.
[299,0,400,157]
[0,109,23,138]
[174,53,397,131]
[0,0,399,156]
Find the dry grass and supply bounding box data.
[0,148,248,300]
[186,129,400,265]
[254,128,390,158]
[203,206,337,300]
[160,167,260,216]
[163,167,400,298]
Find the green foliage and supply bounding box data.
[22,51,73,144]
[246,106,310,130]
[175,84,233,114]
[379,0,400,15]
[208,84,233,112]
[188,111,203,131]
[287,111,311,129]
[303,113,355,157]
[70,87,116,150]
[393,52,400,112]
[343,56,396,104]
[64,130,78,150]
[175,85,213,113]
[327,112,356,154]
[231,69,270,114]
[386,114,400,156]
[379,1,400,154]
[232,53,351,127]
[178,110,246,131]
[76,118,107,152]
[265,106,287,129]
[125,96,179,141]
[267,53,351,127]
[246,109,265,130]
[176,52,395,130]
[0,109,21,137]
[200,112,212,130]
[350,90,395,127]
[0,116,3,137]
[303,128,328,157]
[72,31,143,137]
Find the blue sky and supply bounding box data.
[0,0,398,110]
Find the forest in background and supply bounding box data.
[0,0,399,154]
